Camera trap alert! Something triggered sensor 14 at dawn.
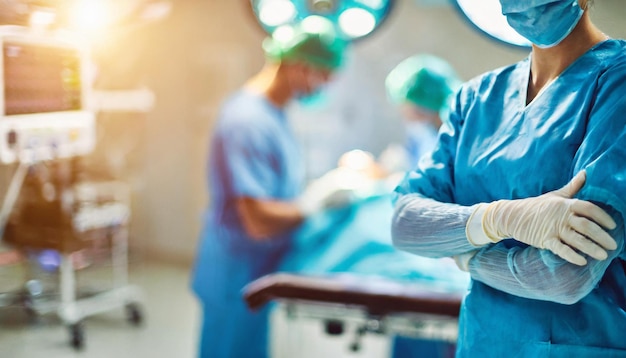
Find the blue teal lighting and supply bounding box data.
[251,0,394,41]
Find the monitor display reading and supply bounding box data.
[3,41,82,115]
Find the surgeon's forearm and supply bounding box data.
[392,194,478,257]
[468,242,618,304]
[236,197,304,241]
[468,202,624,304]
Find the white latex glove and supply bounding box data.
[466,171,617,266]
[296,169,358,216]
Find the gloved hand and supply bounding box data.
[466,171,617,266]
[295,169,357,216]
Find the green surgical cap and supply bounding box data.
[385,54,461,113]
[262,16,346,70]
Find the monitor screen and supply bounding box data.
[3,41,82,115]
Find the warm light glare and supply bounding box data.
[259,0,296,27]
[29,10,56,28]
[339,150,375,171]
[140,1,172,21]
[338,8,376,38]
[69,0,112,33]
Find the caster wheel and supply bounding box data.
[126,303,144,326]
[324,320,344,335]
[69,322,84,350]
[23,296,40,324]
[23,280,43,324]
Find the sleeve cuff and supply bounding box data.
[466,203,492,246]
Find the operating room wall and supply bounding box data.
[80,0,267,263]
[79,0,626,263]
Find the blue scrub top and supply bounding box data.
[200,89,303,254]
[405,123,439,169]
[191,90,304,358]
[398,40,626,356]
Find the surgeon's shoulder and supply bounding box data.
[588,40,626,99]
[216,91,271,132]
[595,39,626,73]
[464,59,525,94]
[215,116,276,158]
[219,91,264,121]
[217,116,272,147]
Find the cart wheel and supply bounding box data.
[126,303,143,326]
[324,320,344,335]
[24,305,40,324]
[22,296,39,324]
[23,280,43,324]
[69,322,84,350]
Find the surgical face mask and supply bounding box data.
[500,0,584,48]
[294,70,331,108]
[296,87,328,108]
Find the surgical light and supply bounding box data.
[29,10,56,28]
[68,0,112,33]
[310,0,336,13]
[272,25,297,43]
[250,0,394,42]
[259,0,297,27]
[338,8,376,38]
[454,0,531,49]
[301,14,333,33]
[355,0,385,11]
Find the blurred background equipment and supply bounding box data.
[0,0,624,357]
[0,25,94,164]
[0,0,163,350]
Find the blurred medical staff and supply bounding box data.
[191,17,349,358]
[381,55,462,358]
[380,54,460,172]
[392,0,626,356]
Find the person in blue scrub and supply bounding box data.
[382,54,461,170]
[392,0,626,356]
[191,17,348,358]
[383,55,462,358]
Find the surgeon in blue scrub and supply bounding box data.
[191,18,348,358]
[382,54,461,169]
[392,0,626,356]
